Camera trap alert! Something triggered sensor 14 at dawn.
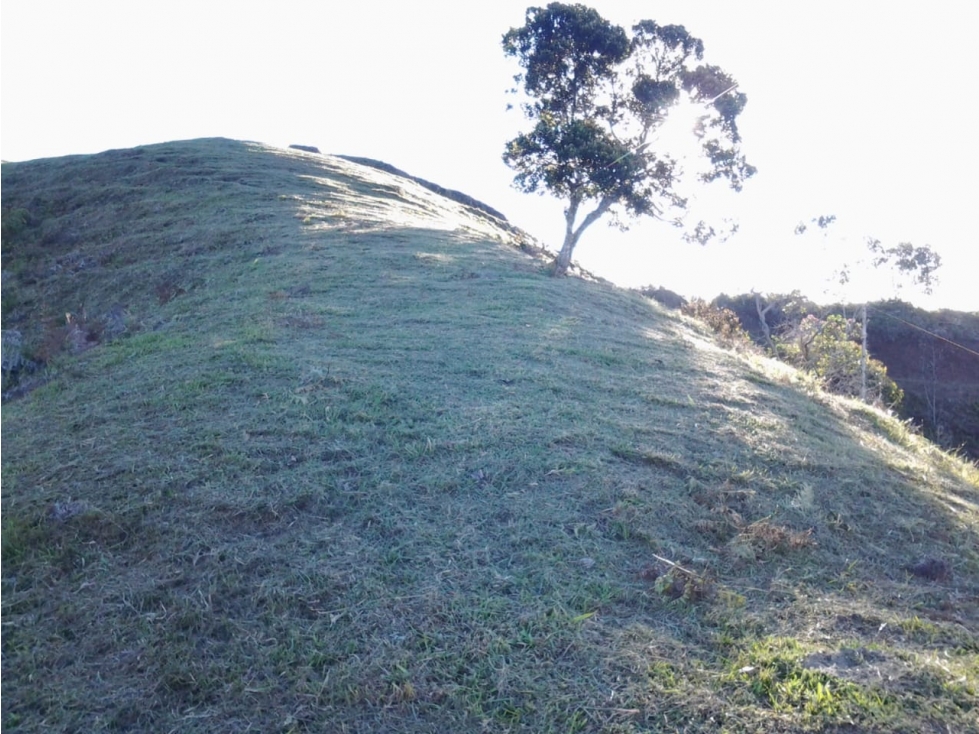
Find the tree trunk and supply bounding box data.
[552,195,615,276]
[554,237,576,276]
[754,292,775,354]
[554,208,579,276]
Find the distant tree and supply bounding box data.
[864,239,942,295]
[794,216,942,402]
[837,237,941,401]
[502,3,755,275]
[753,290,802,356]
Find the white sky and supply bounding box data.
[3,1,976,311]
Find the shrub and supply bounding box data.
[682,299,752,347]
[1,206,32,244]
[777,314,903,407]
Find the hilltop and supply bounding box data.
[2,138,977,733]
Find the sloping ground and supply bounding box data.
[2,139,977,733]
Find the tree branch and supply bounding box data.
[573,196,616,242]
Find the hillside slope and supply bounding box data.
[2,139,977,733]
[711,294,979,461]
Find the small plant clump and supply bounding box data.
[682,298,753,348]
[641,555,713,603]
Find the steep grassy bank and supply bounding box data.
[2,139,977,733]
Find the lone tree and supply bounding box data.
[503,3,755,276]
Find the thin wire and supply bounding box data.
[866,304,979,360]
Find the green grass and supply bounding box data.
[2,138,978,733]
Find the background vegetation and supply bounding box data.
[712,293,979,461]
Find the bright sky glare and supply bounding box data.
[2,1,976,311]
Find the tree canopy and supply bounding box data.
[503,3,755,275]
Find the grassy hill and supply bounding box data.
[2,138,977,733]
